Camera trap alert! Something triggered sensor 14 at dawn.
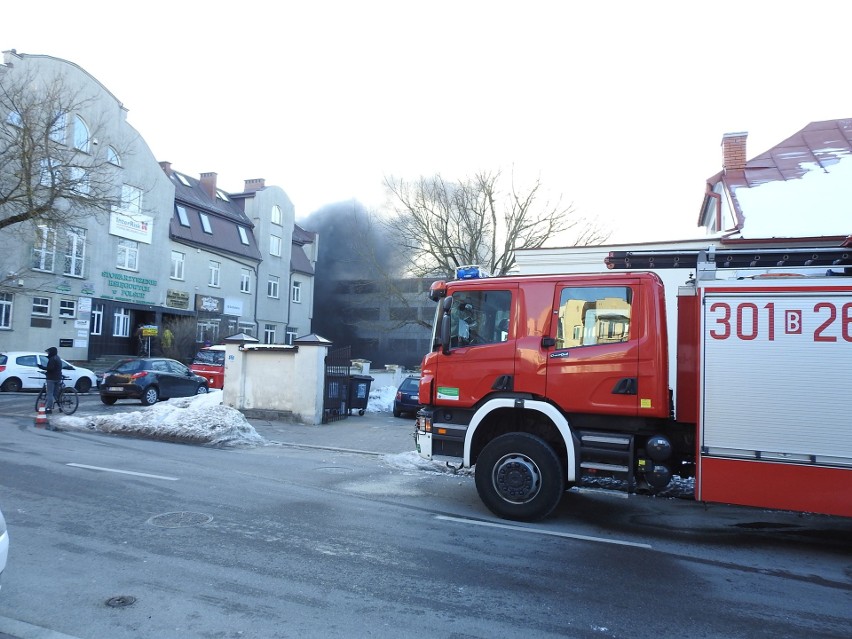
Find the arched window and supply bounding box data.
[5,111,22,127]
[73,115,90,152]
[271,205,282,226]
[107,146,121,166]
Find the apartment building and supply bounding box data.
[0,50,315,363]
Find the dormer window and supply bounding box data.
[176,205,190,227]
[199,212,213,234]
[238,226,250,245]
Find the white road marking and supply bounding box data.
[436,515,653,549]
[66,463,179,481]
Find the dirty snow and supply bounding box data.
[48,386,402,449]
[54,390,264,448]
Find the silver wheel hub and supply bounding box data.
[492,454,541,504]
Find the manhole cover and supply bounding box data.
[147,511,213,528]
[106,595,136,608]
[315,466,354,474]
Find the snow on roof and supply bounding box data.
[734,145,852,239]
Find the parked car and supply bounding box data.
[393,375,422,418]
[0,505,8,592]
[0,351,98,393]
[100,357,209,406]
[189,345,226,389]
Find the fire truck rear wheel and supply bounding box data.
[475,433,565,522]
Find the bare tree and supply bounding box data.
[0,66,132,286]
[383,170,609,277]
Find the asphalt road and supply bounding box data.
[0,392,850,638]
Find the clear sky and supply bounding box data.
[3,0,850,243]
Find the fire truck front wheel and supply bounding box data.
[475,433,565,522]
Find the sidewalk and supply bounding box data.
[246,410,417,456]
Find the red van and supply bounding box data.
[189,345,226,389]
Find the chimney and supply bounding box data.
[159,161,172,175]
[199,172,217,199]
[244,178,266,192]
[721,132,748,173]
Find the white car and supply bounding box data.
[0,351,98,393]
[0,507,7,592]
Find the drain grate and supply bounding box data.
[106,595,136,608]
[147,511,213,528]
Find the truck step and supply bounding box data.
[581,461,630,473]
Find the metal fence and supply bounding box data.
[323,346,351,423]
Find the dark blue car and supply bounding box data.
[393,376,421,418]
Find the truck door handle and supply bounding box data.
[611,378,637,395]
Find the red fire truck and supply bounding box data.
[414,247,852,521]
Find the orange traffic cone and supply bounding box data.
[35,402,49,428]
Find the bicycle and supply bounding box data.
[34,375,79,415]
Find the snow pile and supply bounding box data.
[366,385,398,413]
[55,390,265,448]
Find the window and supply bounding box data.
[269,235,282,256]
[199,213,213,234]
[264,324,276,344]
[285,328,297,345]
[271,205,282,226]
[171,251,185,280]
[39,157,61,187]
[267,275,279,299]
[196,319,220,343]
[113,307,130,337]
[449,290,512,348]
[32,297,51,316]
[64,227,86,277]
[216,189,230,202]
[117,184,142,215]
[49,111,66,143]
[238,322,254,337]
[117,238,138,270]
[59,299,77,319]
[240,268,251,293]
[291,280,302,303]
[176,205,190,227]
[6,111,22,127]
[0,293,12,329]
[176,173,191,187]
[209,260,221,287]
[556,286,632,349]
[32,225,56,272]
[390,306,418,321]
[70,166,90,196]
[73,115,90,152]
[107,146,121,166]
[238,226,250,245]
[91,303,104,335]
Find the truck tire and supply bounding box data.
[475,433,565,522]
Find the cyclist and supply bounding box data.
[37,346,63,415]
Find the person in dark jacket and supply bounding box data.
[38,346,63,414]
